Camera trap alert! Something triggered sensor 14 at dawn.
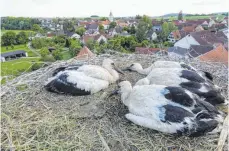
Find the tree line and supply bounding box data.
[1,31,29,47]
[1,17,41,30]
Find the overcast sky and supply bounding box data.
[1,0,228,17]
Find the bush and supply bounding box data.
[164,41,173,47]
[52,49,63,60]
[40,55,56,62]
[31,63,43,71]
[40,47,50,57]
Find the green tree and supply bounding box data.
[75,27,86,36]
[1,17,41,30]
[160,22,169,41]
[19,21,24,29]
[40,55,56,62]
[168,22,177,32]
[109,22,117,29]
[100,17,108,21]
[31,38,47,49]
[63,20,75,32]
[141,15,152,29]
[69,39,82,57]
[1,31,16,46]
[52,49,63,60]
[16,31,28,44]
[141,40,149,47]
[123,26,129,32]
[32,24,42,32]
[178,10,183,20]
[86,38,95,50]
[65,38,70,47]
[163,41,173,47]
[52,18,59,24]
[31,63,42,71]
[99,39,105,45]
[99,24,105,32]
[130,25,136,34]
[53,35,66,47]
[135,15,142,19]
[136,21,148,42]
[40,47,50,57]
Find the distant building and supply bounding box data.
[99,20,110,30]
[168,46,189,59]
[1,50,27,62]
[152,25,162,32]
[198,44,228,66]
[174,30,228,49]
[147,30,157,41]
[188,45,214,58]
[109,11,114,22]
[168,30,181,43]
[135,47,161,54]
[81,34,108,44]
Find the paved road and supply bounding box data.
[27,42,41,57]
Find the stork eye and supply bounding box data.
[130,64,134,67]
[111,63,115,65]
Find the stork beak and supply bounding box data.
[107,89,120,98]
[114,65,124,75]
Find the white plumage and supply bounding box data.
[118,81,220,136]
[135,68,202,86]
[124,61,196,75]
[133,68,225,105]
[44,59,124,95]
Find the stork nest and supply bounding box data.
[1,53,228,151]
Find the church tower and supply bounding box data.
[109,11,114,22]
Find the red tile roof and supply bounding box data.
[82,34,108,43]
[99,20,110,25]
[76,46,95,59]
[195,25,204,32]
[198,44,228,66]
[79,22,91,26]
[182,26,196,33]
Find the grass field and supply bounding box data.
[1,57,44,84]
[185,16,211,20]
[1,57,42,76]
[154,15,211,21]
[1,44,38,57]
[1,30,35,36]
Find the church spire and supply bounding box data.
[109,11,114,22]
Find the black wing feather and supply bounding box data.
[45,73,90,96]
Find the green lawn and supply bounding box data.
[185,16,210,20]
[1,44,38,57]
[1,57,44,84]
[1,30,35,36]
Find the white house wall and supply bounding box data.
[152,33,157,40]
[174,35,199,49]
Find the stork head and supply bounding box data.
[102,58,124,75]
[123,63,143,72]
[107,80,132,99]
[119,81,132,90]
